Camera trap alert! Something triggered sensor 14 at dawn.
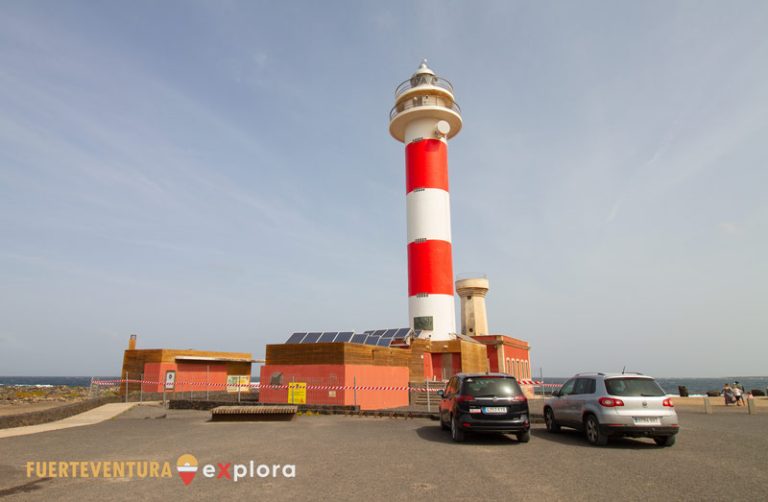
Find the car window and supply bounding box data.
[573,378,595,395]
[605,378,665,397]
[460,377,521,397]
[449,378,459,396]
[559,379,575,396]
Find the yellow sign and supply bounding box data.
[288,382,306,404]
[226,375,251,393]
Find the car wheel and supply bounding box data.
[450,414,465,442]
[653,435,676,447]
[516,431,530,443]
[439,412,449,431]
[584,414,608,446]
[544,408,560,433]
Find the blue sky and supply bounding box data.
[0,1,766,377]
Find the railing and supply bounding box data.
[90,377,557,409]
[395,76,455,97]
[389,96,461,121]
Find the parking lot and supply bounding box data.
[1,405,766,501]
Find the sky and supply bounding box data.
[0,1,766,377]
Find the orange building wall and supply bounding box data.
[259,364,409,410]
[141,362,230,392]
[475,335,531,379]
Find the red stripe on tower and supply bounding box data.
[407,240,454,296]
[405,139,449,193]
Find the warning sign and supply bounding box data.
[164,370,176,390]
[288,382,306,404]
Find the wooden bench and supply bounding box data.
[210,405,297,422]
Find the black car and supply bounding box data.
[438,373,530,443]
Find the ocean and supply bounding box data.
[1,376,767,396]
[534,376,768,396]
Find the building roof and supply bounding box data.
[174,355,256,363]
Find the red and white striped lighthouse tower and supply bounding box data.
[389,60,463,341]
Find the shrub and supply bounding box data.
[750,389,765,397]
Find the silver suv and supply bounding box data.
[543,373,679,446]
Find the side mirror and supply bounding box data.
[437,390,445,398]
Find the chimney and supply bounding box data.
[128,334,137,350]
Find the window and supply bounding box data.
[559,379,576,396]
[446,377,458,396]
[605,378,665,397]
[269,372,283,386]
[461,377,522,397]
[414,316,433,330]
[573,378,596,395]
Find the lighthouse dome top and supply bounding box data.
[389,60,463,143]
[412,59,436,77]
[395,60,455,98]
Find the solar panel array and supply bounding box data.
[285,328,413,347]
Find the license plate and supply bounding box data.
[633,416,661,426]
[482,407,507,414]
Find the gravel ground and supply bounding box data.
[0,404,765,501]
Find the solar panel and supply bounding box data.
[364,330,374,335]
[286,332,307,344]
[382,329,397,338]
[319,332,338,343]
[351,333,367,344]
[302,332,322,343]
[376,338,392,346]
[372,329,387,337]
[365,335,381,345]
[393,328,410,339]
[336,332,353,343]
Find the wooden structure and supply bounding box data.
[259,335,496,410]
[259,343,411,410]
[120,335,253,394]
[210,405,296,422]
[408,336,489,382]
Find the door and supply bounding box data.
[568,378,596,425]
[439,377,458,423]
[441,353,453,381]
[552,378,576,424]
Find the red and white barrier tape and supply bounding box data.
[93,378,561,392]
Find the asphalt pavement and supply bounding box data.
[0,404,765,501]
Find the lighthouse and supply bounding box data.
[389,60,463,341]
[258,60,533,408]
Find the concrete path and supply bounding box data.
[0,403,138,439]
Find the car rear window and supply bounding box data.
[461,377,521,397]
[604,378,665,397]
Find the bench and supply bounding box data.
[210,405,297,422]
